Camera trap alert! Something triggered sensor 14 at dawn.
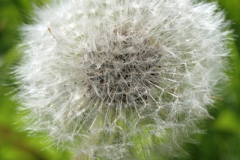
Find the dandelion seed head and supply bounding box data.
[14,0,231,159]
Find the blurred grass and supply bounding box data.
[0,0,240,160]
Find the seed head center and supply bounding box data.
[85,31,162,107]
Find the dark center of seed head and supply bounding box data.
[85,32,161,108]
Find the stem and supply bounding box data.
[0,123,47,160]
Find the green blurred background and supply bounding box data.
[0,0,240,159]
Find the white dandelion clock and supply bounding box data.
[14,0,230,159]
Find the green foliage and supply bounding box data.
[0,0,240,159]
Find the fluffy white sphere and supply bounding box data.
[15,0,230,159]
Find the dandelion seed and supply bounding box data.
[47,27,57,41]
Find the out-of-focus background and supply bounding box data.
[0,0,239,159]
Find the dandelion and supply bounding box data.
[14,0,230,159]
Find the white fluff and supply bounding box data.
[14,0,230,159]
